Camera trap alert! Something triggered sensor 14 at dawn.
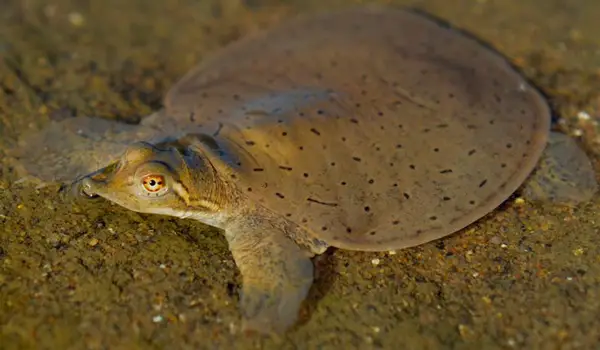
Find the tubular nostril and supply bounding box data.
[69,178,99,199]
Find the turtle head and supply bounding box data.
[72,135,225,219]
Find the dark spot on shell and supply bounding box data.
[247,187,252,192]
[341,137,347,142]
[437,123,448,128]
[430,216,437,221]
[501,163,507,168]
[364,206,371,212]
[440,169,453,174]
[350,118,359,124]
[506,143,513,149]
[409,164,416,170]
[443,196,451,201]
[467,124,477,129]
[299,146,304,151]
[282,132,288,136]
[434,148,439,152]
[346,227,352,233]
[392,220,399,225]
[468,149,476,156]
[276,193,285,199]
[286,213,292,217]
[253,168,264,172]
[330,162,336,166]
[303,173,309,178]
[479,179,488,188]
[310,128,321,136]
[353,157,362,162]
[321,226,327,231]
[368,179,374,184]
[469,200,476,205]
[341,181,347,186]
[378,111,384,116]
[279,166,293,171]
[369,231,376,236]
[403,192,410,199]
[489,120,495,125]
[423,128,431,133]
[396,144,403,149]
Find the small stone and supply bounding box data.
[572,247,584,256]
[68,12,85,26]
[88,238,99,246]
[371,258,380,266]
[152,315,163,323]
[577,111,591,121]
[489,236,502,245]
[458,324,475,339]
[514,197,525,205]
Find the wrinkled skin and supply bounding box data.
[70,134,325,335]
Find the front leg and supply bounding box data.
[225,219,317,335]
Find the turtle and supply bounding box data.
[9,5,598,335]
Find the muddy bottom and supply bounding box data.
[1,0,600,349]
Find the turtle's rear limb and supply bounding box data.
[521,131,598,205]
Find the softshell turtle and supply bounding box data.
[10,6,598,334]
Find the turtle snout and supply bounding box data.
[79,178,99,199]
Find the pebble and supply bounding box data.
[371,258,380,266]
[577,111,591,121]
[572,247,584,256]
[68,12,85,27]
[88,238,99,246]
[152,315,164,323]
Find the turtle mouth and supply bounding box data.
[80,184,99,199]
[59,178,100,200]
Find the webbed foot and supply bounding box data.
[522,131,598,205]
[225,221,315,335]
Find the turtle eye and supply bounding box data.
[141,174,166,193]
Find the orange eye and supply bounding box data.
[142,175,166,193]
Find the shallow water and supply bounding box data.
[1,0,600,349]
